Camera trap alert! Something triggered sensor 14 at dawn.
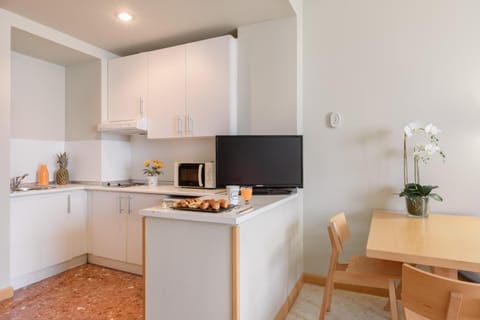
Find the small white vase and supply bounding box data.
[147,176,158,187]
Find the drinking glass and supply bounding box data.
[240,186,253,204]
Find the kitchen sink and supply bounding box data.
[14,186,57,192]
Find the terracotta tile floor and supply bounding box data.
[0,264,401,320]
[0,264,143,320]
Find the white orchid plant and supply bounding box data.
[400,122,446,201]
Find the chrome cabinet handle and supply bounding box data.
[186,114,193,135]
[140,97,145,117]
[119,195,124,214]
[177,116,183,136]
[128,195,133,215]
[67,194,71,214]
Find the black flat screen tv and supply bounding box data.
[215,135,303,190]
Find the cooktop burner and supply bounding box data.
[105,182,146,188]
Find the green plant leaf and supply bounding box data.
[429,193,443,201]
[419,185,432,195]
[400,183,441,198]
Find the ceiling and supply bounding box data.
[0,0,295,57]
[12,28,99,66]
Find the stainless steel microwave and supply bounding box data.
[174,162,216,189]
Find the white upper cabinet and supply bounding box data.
[108,53,148,122]
[185,35,237,137]
[147,45,186,138]
[147,35,237,138]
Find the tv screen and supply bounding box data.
[215,135,303,189]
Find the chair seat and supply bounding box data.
[332,256,402,290]
[347,256,403,277]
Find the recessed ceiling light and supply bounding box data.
[117,12,133,22]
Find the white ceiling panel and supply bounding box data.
[0,0,294,56]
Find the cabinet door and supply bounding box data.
[127,194,165,265]
[90,191,127,261]
[147,45,186,138]
[108,53,148,121]
[186,36,236,136]
[68,191,87,258]
[10,193,69,278]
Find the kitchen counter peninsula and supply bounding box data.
[140,191,303,320]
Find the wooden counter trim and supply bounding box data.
[231,226,240,320]
[303,273,389,297]
[274,274,304,320]
[0,286,13,302]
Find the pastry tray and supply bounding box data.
[172,205,236,214]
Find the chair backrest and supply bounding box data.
[328,213,351,254]
[402,264,480,320]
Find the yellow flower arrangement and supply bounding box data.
[143,159,164,176]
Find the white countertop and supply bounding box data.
[9,184,225,198]
[139,192,299,225]
[9,184,86,197]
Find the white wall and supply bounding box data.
[10,52,66,183]
[288,0,303,134]
[64,140,101,182]
[66,60,102,141]
[0,12,11,291]
[303,0,480,275]
[101,139,132,182]
[11,52,65,140]
[130,136,215,183]
[237,17,297,135]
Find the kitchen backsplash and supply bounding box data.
[129,135,215,183]
[10,139,64,184]
[10,136,215,185]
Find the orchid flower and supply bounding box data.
[403,122,445,185]
[404,122,423,137]
[424,123,441,135]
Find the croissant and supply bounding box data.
[210,201,220,210]
[199,201,210,210]
[219,199,229,209]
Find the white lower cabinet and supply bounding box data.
[10,191,87,283]
[89,191,165,266]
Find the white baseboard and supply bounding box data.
[11,254,87,290]
[87,254,142,275]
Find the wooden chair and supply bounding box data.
[319,212,402,320]
[402,263,480,320]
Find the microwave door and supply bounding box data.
[198,164,204,187]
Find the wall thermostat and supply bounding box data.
[329,112,342,128]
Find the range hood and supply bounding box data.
[97,118,147,135]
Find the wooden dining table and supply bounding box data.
[366,210,480,279]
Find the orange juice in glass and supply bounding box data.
[240,186,253,204]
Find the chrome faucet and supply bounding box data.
[11,173,28,191]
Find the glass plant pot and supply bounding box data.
[405,197,429,218]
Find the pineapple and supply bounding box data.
[55,152,69,185]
